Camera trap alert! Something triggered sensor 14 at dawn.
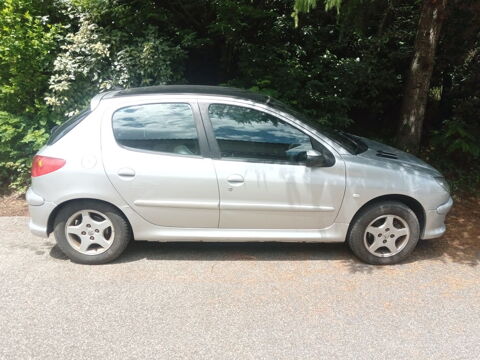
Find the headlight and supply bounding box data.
[434,177,450,193]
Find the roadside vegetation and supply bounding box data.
[0,0,479,193]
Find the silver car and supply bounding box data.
[27,86,453,265]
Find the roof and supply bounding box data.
[102,85,272,104]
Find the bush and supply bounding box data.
[0,0,61,115]
[0,111,53,191]
[429,37,480,189]
[46,5,187,116]
[0,0,62,192]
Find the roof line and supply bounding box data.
[98,85,271,104]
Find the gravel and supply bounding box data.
[0,216,479,359]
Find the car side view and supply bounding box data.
[27,86,453,265]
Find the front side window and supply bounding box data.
[112,103,200,156]
[208,104,313,164]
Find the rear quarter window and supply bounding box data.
[48,109,91,145]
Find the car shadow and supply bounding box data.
[49,238,460,274]
[48,196,480,272]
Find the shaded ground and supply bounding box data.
[418,194,480,267]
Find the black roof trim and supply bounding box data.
[103,85,271,104]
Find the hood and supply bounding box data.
[356,136,442,177]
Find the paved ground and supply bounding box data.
[0,216,479,359]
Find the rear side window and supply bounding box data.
[48,109,91,145]
[112,103,200,156]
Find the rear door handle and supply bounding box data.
[117,167,136,178]
[227,174,244,186]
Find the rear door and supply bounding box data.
[101,97,219,228]
[199,100,346,229]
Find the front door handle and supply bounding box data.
[227,174,244,186]
[117,167,136,178]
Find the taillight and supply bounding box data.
[31,155,66,177]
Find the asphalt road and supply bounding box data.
[1,216,479,359]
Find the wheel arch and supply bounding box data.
[348,194,426,237]
[47,198,133,235]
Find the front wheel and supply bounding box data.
[347,201,420,265]
[53,201,132,264]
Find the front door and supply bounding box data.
[101,100,219,228]
[201,102,346,229]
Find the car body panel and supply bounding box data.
[212,159,346,229]
[358,137,442,175]
[195,97,347,229]
[100,97,220,228]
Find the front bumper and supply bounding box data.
[26,188,56,238]
[422,196,453,239]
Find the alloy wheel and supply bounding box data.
[363,214,410,257]
[65,209,115,255]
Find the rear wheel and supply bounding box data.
[54,201,131,264]
[347,201,420,265]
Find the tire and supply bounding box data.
[347,201,420,265]
[53,200,132,264]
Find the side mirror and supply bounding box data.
[305,149,333,167]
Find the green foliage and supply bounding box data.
[46,6,187,116]
[0,0,63,191]
[0,111,50,191]
[293,0,342,26]
[434,116,480,159]
[430,39,480,176]
[0,0,479,192]
[0,0,61,115]
[217,0,415,132]
[238,51,365,128]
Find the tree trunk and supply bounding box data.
[396,0,447,153]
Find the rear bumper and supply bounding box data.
[422,196,453,239]
[26,187,56,238]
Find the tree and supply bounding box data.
[396,0,448,153]
[293,0,448,154]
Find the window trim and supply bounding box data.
[110,101,210,159]
[199,101,335,166]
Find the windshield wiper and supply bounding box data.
[336,131,367,154]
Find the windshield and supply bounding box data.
[267,98,367,154]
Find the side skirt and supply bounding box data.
[132,222,349,243]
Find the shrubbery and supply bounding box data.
[0,0,61,191]
[46,12,187,116]
[0,0,479,192]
